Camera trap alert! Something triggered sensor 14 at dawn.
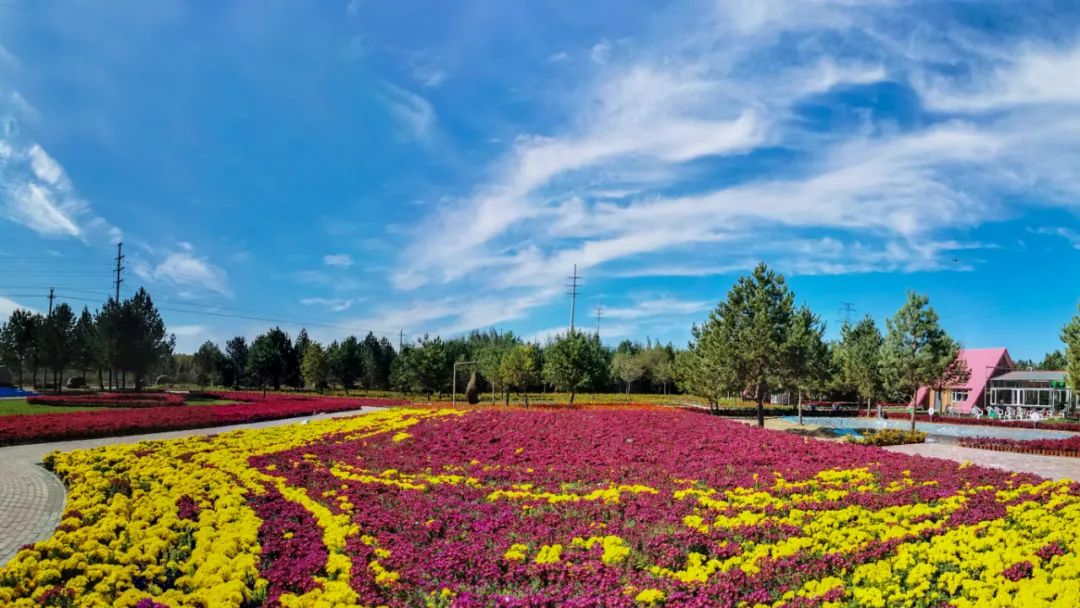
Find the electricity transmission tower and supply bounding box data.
[113,242,125,301]
[566,264,581,333]
[839,302,855,325]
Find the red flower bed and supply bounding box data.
[863,411,1080,433]
[26,392,186,408]
[960,435,1080,458]
[0,394,406,446]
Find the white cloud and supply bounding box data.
[590,40,611,64]
[323,253,354,268]
[134,250,232,297]
[1032,227,1080,250]
[382,84,436,143]
[0,107,118,241]
[918,42,1080,112]
[548,51,571,63]
[171,324,206,337]
[300,297,355,312]
[0,296,37,318]
[603,297,711,320]
[345,0,362,17]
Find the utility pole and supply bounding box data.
[839,302,855,325]
[113,241,125,302]
[47,287,55,314]
[398,330,404,352]
[566,264,581,333]
[595,299,603,336]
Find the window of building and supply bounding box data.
[952,390,969,403]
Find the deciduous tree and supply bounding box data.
[541,331,608,405]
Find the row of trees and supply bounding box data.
[675,263,970,428]
[0,289,174,391]
[188,329,398,392]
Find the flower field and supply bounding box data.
[0,392,404,446]
[2,407,1080,607]
[961,435,1080,458]
[27,392,187,408]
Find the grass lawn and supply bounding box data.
[0,399,111,416]
[185,399,239,406]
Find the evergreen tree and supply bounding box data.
[248,327,292,390]
[836,315,884,414]
[1040,350,1068,371]
[71,307,99,384]
[193,340,224,387]
[693,262,797,427]
[1061,306,1080,400]
[40,303,77,392]
[330,335,363,393]
[122,289,175,390]
[880,292,961,430]
[225,336,249,388]
[541,331,608,404]
[784,305,828,422]
[0,309,42,388]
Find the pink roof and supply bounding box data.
[915,348,1013,413]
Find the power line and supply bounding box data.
[566,264,581,333]
[5,292,402,338]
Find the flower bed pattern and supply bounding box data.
[2,407,1080,607]
[0,393,405,446]
[961,435,1080,458]
[864,412,1080,433]
[27,392,186,408]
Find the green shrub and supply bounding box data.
[849,428,926,446]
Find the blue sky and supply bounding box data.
[1,0,1079,358]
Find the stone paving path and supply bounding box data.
[885,443,1080,481]
[0,406,382,566]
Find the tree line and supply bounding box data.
[0,288,174,391]
[4,264,1078,416]
[675,262,1080,428]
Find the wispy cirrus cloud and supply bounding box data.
[132,248,232,298]
[323,253,354,268]
[379,1,1080,340]
[382,84,436,143]
[300,297,356,312]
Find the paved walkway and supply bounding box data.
[0,406,383,566]
[885,443,1080,481]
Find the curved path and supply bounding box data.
[885,443,1080,481]
[0,406,384,566]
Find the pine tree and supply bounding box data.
[1062,306,1080,404]
[880,292,961,430]
[785,305,828,424]
[836,315,884,415]
[694,262,796,427]
[40,303,77,392]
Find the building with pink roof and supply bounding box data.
[915,348,1013,414]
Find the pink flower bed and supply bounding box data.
[961,435,1080,458]
[26,392,187,408]
[245,409,1046,606]
[0,393,406,446]
[864,411,1080,433]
